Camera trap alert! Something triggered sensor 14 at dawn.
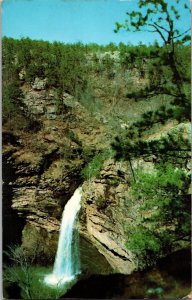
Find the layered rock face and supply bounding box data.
[3,77,191,274]
[3,127,83,261]
[80,159,138,274]
[3,82,108,267]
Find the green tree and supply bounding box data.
[115,0,190,120]
[2,82,23,123]
[59,43,87,96]
[112,123,190,182]
[103,54,115,79]
[4,246,35,299]
[112,0,191,182]
[127,164,191,262]
[4,246,65,299]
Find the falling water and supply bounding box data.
[44,187,82,286]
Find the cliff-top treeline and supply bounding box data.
[3,37,190,129]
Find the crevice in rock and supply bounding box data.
[38,147,59,177]
[2,160,26,262]
[89,218,119,234]
[93,236,131,262]
[2,131,20,146]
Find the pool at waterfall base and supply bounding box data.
[44,274,75,286]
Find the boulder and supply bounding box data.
[31,106,44,115]
[46,105,57,115]
[19,69,26,80]
[31,77,47,90]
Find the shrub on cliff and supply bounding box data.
[3,81,42,132]
[81,148,114,180]
[3,82,23,123]
[125,163,190,265]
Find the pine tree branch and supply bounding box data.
[148,24,167,43]
[173,28,190,40]
[153,22,169,33]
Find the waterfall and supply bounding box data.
[44,187,82,286]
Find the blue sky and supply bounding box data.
[2,0,191,45]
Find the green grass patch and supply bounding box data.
[81,148,115,180]
[3,265,78,299]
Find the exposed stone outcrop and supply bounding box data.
[79,159,138,274]
[79,122,191,273]
[182,292,192,300]
[31,77,47,90]
[3,85,110,271]
[4,131,84,258]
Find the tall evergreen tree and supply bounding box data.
[115,0,190,120]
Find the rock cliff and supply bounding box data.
[3,82,109,270]
[79,158,137,274]
[3,78,190,275]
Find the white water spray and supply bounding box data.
[44,187,82,286]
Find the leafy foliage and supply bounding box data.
[3,81,41,132]
[2,37,87,95]
[125,163,190,265]
[128,228,161,257]
[115,0,190,45]
[132,164,190,228]
[81,149,114,180]
[112,123,190,168]
[3,82,23,121]
[58,43,87,96]
[4,245,77,299]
